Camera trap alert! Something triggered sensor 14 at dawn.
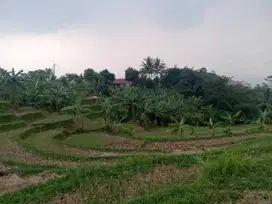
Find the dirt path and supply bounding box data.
[0,172,61,195]
[143,134,265,152]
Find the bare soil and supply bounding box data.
[143,134,260,151]
[0,171,62,195]
[236,190,272,204]
[105,138,144,150]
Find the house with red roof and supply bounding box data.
[111,78,132,87]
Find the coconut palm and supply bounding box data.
[140,56,154,78]
[153,57,166,79]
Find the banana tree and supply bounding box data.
[169,117,194,137]
[254,109,271,131]
[43,85,70,112]
[220,110,241,136]
[0,68,24,104]
[60,96,92,130]
[208,117,225,137]
[97,97,127,131]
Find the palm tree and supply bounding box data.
[169,117,194,137]
[60,96,92,130]
[153,57,166,79]
[0,68,24,103]
[140,57,154,78]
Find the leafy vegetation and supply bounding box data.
[1,58,272,203]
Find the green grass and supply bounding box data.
[30,114,73,130]
[62,132,134,149]
[0,121,27,132]
[0,101,13,113]
[0,113,19,124]
[124,124,264,142]
[2,110,272,204]
[16,110,45,121]
[0,154,199,204]
[123,137,272,204]
[2,160,67,176]
[21,130,137,161]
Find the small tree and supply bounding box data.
[254,109,271,131]
[221,111,241,136]
[60,96,92,130]
[208,117,225,137]
[169,117,194,137]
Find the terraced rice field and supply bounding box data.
[1,108,272,203]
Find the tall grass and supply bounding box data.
[199,150,256,184]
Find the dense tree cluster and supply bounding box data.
[0,57,271,130]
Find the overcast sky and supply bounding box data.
[0,0,271,84]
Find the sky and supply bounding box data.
[0,0,271,84]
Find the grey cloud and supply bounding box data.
[0,0,271,84]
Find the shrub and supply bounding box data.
[111,123,135,136]
[200,151,255,184]
[222,127,233,136]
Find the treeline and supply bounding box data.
[0,56,271,123]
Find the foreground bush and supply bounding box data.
[200,151,255,184]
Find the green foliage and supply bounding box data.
[221,110,241,125]
[169,117,194,137]
[0,121,27,132]
[111,122,136,136]
[208,117,225,137]
[200,151,255,184]
[61,96,93,130]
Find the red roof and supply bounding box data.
[112,78,131,84]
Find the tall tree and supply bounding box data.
[140,56,154,78]
[99,69,115,82]
[125,67,139,84]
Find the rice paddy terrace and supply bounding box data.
[1,106,272,203]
